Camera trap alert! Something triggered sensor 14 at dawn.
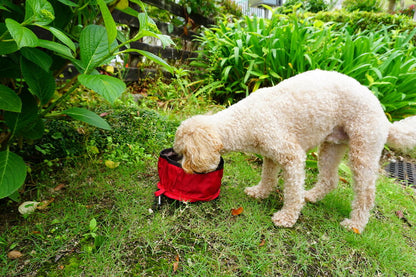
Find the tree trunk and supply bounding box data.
[387,0,396,13]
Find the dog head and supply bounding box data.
[173,115,223,174]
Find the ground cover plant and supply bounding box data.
[1,100,415,275]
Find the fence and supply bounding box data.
[112,0,215,80]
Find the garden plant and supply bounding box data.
[0,0,173,200]
[192,10,416,122]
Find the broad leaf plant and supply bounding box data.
[0,0,174,199]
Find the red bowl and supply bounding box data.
[154,148,224,202]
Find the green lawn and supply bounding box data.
[1,101,415,276]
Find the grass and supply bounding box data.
[1,97,416,276]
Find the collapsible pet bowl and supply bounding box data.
[154,148,224,202]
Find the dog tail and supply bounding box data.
[387,115,416,152]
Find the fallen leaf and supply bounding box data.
[105,160,120,169]
[173,261,179,272]
[395,210,404,219]
[339,177,348,184]
[352,227,360,234]
[18,201,40,215]
[77,127,85,134]
[231,207,244,216]
[8,250,23,259]
[173,255,180,272]
[259,239,266,247]
[37,198,55,210]
[58,265,65,270]
[396,210,412,227]
[54,184,65,191]
[99,112,109,117]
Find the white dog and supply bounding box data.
[174,70,416,232]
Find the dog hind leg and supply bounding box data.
[245,157,279,199]
[305,142,348,203]
[340,138,383,233]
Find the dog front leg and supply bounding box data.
[244,157,279,199]
[271,154,306,228]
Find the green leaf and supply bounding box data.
[0,41,19,55]
[20,47,52,72]
[56,0,78,7]
[0,150,27,199]
[122,49,173,73]
[25,0,55,25]
[80,25,117,73]
[21,58,55,105]
[0,85,21,112]
[97,0,117,49]
[43,26,76,52]
[61,107,111,130]
[78,74,126,104]
[38,39,74,58]
[5,18,38,49]
[4,92,44,140]
[89,218,97,231]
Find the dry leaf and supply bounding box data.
[8,250,23,259]
[395,210,404,219]
[77,127,85,134]
[339,177,348,184]
[37,198,55,210]
[231,207,244,216]
[54,184,65,191]
[173,261,179,272]
[99,112,109,117]
[396,210,412,227]
[173,255,180,272]
[352,227,360,234]
[259,239,266,247]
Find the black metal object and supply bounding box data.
[385,161,416,188]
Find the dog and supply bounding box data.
[173,70,416,232]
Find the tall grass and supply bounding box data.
[193,14,416,120]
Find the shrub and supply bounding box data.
[280,0,328,13]
[342,0,382,12]
[192,13,416,120]
[0,0,174,199]
[311,10,416,36]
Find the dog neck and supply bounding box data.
[211,109,251,153]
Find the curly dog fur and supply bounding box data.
[174,70,416,232]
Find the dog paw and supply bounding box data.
[340,218,364,234]
[244,185,270,199]
[271,210,298,228]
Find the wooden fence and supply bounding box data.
[112,0,215,81]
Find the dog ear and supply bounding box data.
[175,122,222,173]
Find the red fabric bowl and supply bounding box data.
[154,148,224,202]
